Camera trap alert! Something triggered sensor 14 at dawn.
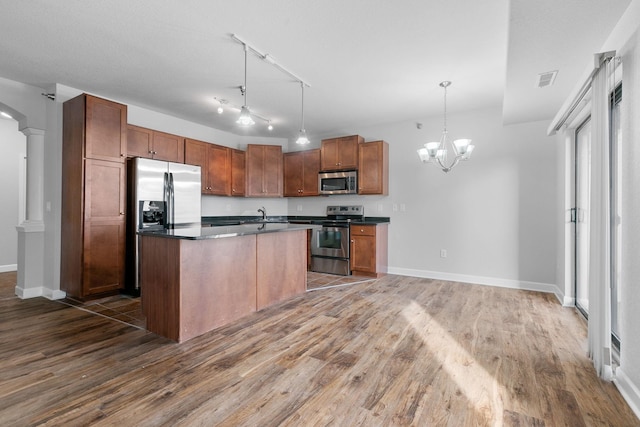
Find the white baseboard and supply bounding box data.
[388,267,562,302]
[14,286,65,300]
[15,285,43,299]
[0,264,17,273]
[614,368,640,420]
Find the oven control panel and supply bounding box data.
[326,205,364,216]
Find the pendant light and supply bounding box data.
[417,81,475,172]
[236,44,255,126]
[295,81,310,145]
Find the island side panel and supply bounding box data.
[178,235,257,342]
[140,235,181,341]
[256,230,306,310]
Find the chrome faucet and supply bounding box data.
[258,206,266,220]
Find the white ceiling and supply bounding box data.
[0,0,631,139]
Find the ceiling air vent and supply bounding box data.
[536,70,558,88]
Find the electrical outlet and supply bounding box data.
[297,205,303,212]
[440,249,447,258]
[377,204,383,212]
[400,203,406,212]
[393,204,398,212]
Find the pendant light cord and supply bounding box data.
[443,84,447,133]
[300,81,305,130]
[243,44,248,106]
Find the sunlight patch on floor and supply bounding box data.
[402,300,504,426]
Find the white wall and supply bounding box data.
[289,107,559,291]
[0,118,26,271]
[617,22,640,417]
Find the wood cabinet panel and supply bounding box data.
[140,235,258,342]
[320,135,362,171]
[185,138,231,195]
[126,125,152,158]
[85,95,127,162]
[127,125,184,163]
[358,140,389,195]
[246,144,283,197]
[231,149,245,197]
[285,149,321,197]
[256,230,307,309]
[152,131,184,163]
[184,138,208,192]
[84,159,125,220]
[350,224,388,278]
[61,94,127,299]
[284,152,304,197]
[206,144,231,195]
[83,221,125,295]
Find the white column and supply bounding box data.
[15,127,45,299]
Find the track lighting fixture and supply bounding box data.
[295,82,310,145]
[236,45,255,127]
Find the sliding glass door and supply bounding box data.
[610,84,622,347]
[573,83,622,350]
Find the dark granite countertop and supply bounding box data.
[138,223,318,240]
[201,215,390,226]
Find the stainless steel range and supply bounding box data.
[310,205,364,275]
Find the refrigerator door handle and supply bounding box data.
[163,172,172,227]
[168,172,175,226]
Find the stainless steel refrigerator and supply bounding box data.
[126,157,202,293]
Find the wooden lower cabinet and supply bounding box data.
[350,224,388,278]
[83,221,126,295]
[140,230,307,342]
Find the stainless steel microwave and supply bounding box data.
[318,170,358,195]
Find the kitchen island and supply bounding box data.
[138,223,316,342]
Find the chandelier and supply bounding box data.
[417,81,474,172]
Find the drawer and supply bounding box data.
[350,224,376,236]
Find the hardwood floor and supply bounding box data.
[0,271,637,426]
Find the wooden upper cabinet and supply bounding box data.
[127,125,184,163]
[284,149,320,197]
[320,135,362,171]
[358,140,389,195]
[126,125,153,158]
[206,143,231,196]
[246,144,283,197]
[184,138,208,193]
[184,138,231,196]
[231,149,246,197]
[152,131,184,163]
[84,94,127,162]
